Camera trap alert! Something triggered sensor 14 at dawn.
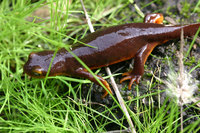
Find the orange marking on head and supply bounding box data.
[155,15,164,24]
[144,13,164,24]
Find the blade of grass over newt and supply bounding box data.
[43,48,59,86]
[47,73,121,83]
[48,76,91,83]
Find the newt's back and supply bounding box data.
[67,23,200,69]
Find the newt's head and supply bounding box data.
[24,50,67,78]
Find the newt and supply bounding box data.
[24,13,200,98]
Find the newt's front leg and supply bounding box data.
[120,42,159,90]
[75,68,113,98]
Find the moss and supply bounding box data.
[185,56,196,66]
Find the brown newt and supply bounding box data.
[24,13,200,98]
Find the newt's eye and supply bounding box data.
[32,67,43,77]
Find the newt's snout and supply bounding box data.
[23,52,50,78]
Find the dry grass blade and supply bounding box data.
[178,27,184,132]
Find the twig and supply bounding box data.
[105,68,135,133]
[132,1,144,18]
[80,0,136,133]
[80,0,94,32]
[178,26,184,133]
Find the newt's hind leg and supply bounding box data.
[75,68,112,98]
[120,42,159,90]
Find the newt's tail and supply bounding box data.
[159,23,200,41]
[182,23,200,37]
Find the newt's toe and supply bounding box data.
[120,72,142,90]
[120,75,132,83]
[128,77,137,90]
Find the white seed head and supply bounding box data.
[165,69,199,105]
